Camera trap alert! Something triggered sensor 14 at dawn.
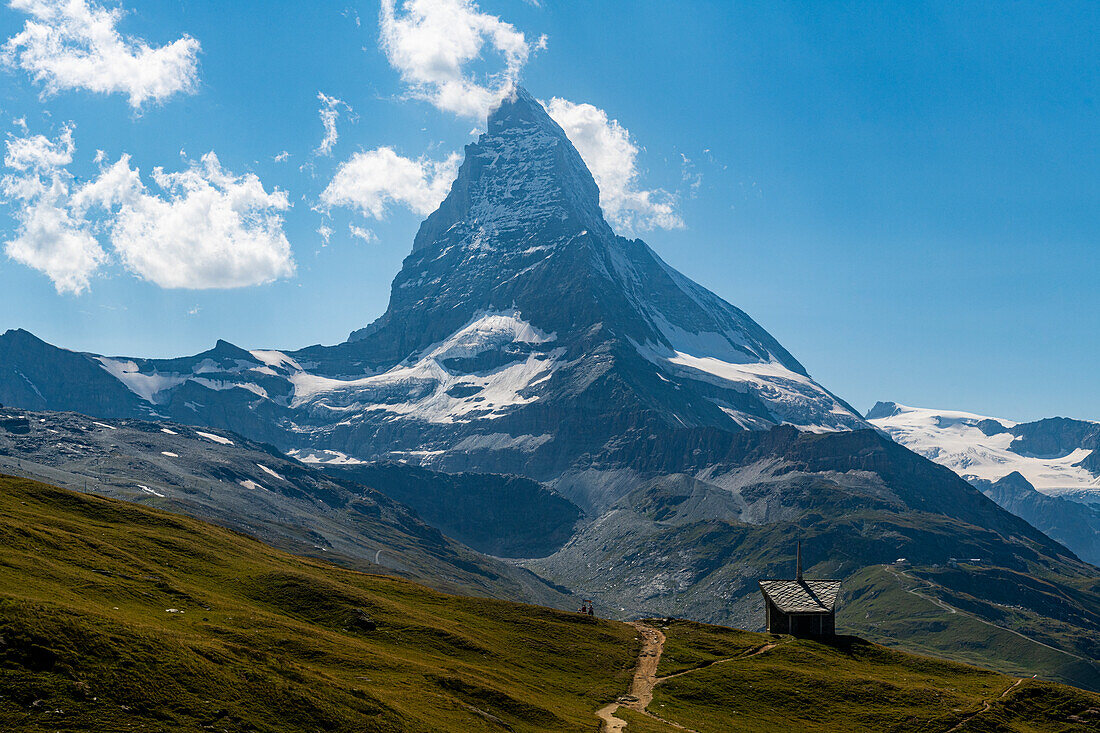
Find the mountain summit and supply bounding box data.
[0,87,864,480]
[331,87,865,452]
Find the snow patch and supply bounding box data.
[195,431,234,445]
[287,448,365,465]
[634,340,859,432]
[160,427,178,435]
[249,350,304,372]
[161,451,178,458]
[191,377,269,399]
[96,357,187,403]
[256,464,284,481]
[92,421,116,430]
[239,479,266,491]
[289,311,562,424]
[138,484,165,498]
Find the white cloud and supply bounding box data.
[77,152,295,288]
[379,0,545,119]
[273,150,289,163]
[315,92,350,156]
[2,127,294,290]
[2,0,200,108]
[4,123,76,171]
[348,223,376,243]
[545,97,682,234]
[1,124,106,293]
[320,146,459,219]
[343,7,362,28]
[317,222,332,245]
[3,126,295,292]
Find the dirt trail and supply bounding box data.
[597,621,694,732]
[886,567,1086,661]
[945,678,1023,732]
[999,678,1024,697]
[596,624,781,732]
[654,641,778,685]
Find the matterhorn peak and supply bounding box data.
[411,86,609,253]
[339,83,864,435]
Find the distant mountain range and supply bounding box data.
[867,401,1100,565]
[1,88,1098,690]
[867,402,1100,501]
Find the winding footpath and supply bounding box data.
[945,678,1025,732]
[596,622,670,732]
[885,566,1087,661]
[596,623,780,732]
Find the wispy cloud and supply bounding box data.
[545,98,682,234]
[379,0,545,119]
[348,223,376,243]
[2,0,201,108]
[680,153,703,197]
[314,92,350,157]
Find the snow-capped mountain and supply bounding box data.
[0,88,864,482]
[5,90,1100,687]
[868,401,1100,501]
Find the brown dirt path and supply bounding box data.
[596,621,679,732]
[655,641,778,684]
[597,623,788,732]
[945,678,1024,732]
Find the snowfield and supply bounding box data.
[635,339,860,432]
[869,403,1100,496]
[289,311,562,424]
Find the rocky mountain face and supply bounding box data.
[971,471,1100,566]
[319,462,582,559]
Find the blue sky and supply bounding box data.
[0,1,1096,422]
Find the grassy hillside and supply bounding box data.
[641,620,1100,732]
[0,474,637,732]
[1,474,1097,732]
[839,564,1100,690]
